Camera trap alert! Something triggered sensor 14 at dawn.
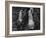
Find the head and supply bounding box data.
[28,8,33,14]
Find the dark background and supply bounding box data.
[12,7,40,31]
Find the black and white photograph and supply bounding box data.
[12,7,40,31]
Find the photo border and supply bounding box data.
[10,3,43,34]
